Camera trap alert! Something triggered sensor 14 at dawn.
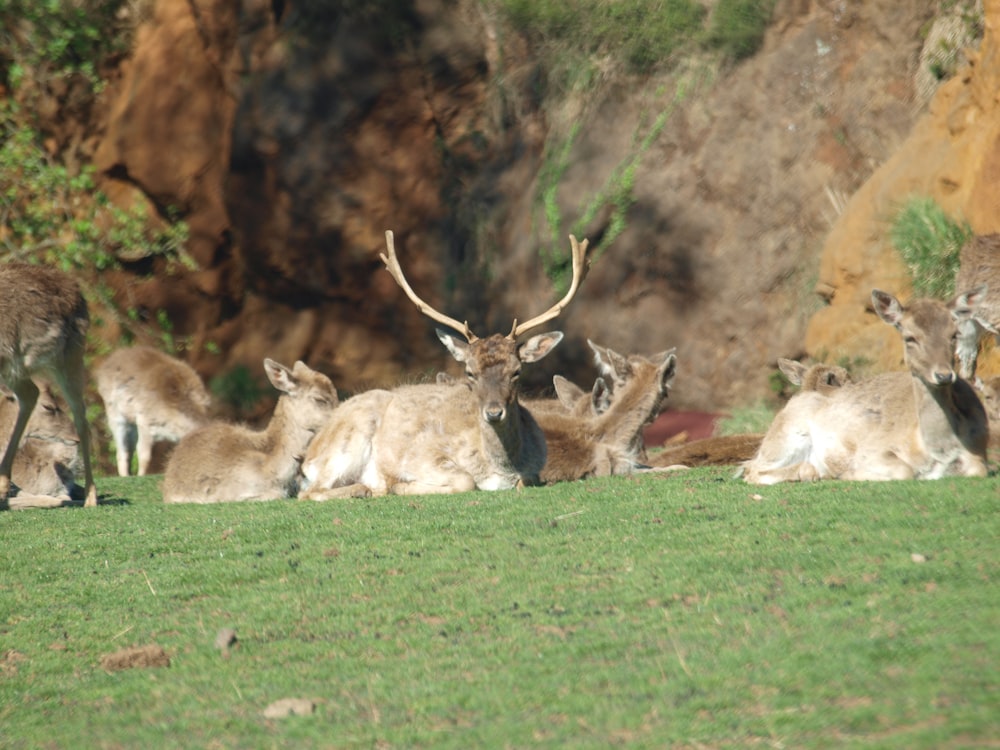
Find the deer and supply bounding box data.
[298,230,591,499]
[96,346,212,476]
[646,359,851,470]
[0,263,97,509]
[0,382,82,505]
[743,288,990,484]
[776,358,852,394]
[953,233,1000,381]
[162,358,338,503]
[529,344,677,483]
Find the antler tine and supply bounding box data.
[380,230,475,341]
[510,234,591,339]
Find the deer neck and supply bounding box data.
[592,378,665,457]
[262,397,316,468]
[910,374,987,472]
[478,398,546,480]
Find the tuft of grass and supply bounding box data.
[716,399,776,435]
[703,0,776,62]
[888,196,973,299]
[0,471,997,748]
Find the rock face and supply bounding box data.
[805,0,1000,378]
[82,0,994,411]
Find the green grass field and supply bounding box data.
[1,469,997,748]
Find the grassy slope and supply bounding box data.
[1,470,997,748]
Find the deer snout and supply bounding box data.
[483,403,507,423]
[933,369,957,386]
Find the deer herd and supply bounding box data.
[1,231,998,509]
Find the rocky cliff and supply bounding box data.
[60,0,995,409]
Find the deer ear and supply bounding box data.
[872,289,904,327]
[592,377,611,414]
[659,353,678,391]
[588,339,629,379]
[519,331,563,363]
[777,358,807,386]
[553,375,584,407]
[437,329,471,363]
[264,358,297,394]
[952,285,987,322]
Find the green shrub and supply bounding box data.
[704,0,776,62]
[889,196,973,299]
[501,0,706,76]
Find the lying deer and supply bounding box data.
[0,383,81,504]
[299,230,591,499]
[162,359,338,503]
[954,233,1000,380]
[776,358,852,394]
[96,346,212,476]
[647,359,850,470]
[0,263,97,508]
[531,344,677,483]
[743,288,990,483]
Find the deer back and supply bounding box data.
[96,346,212,437]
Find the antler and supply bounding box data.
[510,234,591,339]
[381,230,476,341]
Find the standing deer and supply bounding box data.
[954,233,1000,380]
[743,288,990,484]
[96,346,212,476]
[530,344,677,483]
[162,359,338,503]
[299,230,591,499]
[0,383,81,504]
[0,263,97,509]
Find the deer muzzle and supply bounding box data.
[483,403,507,423]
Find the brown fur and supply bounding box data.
[0,383,81,501]
[954,234,1000,379]
[530,344,677,483]
[648,434,764,468]
[745,290,990,483]
[96,346,212,476]
[163,359,337,503]
[0,263,96,508]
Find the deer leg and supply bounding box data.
[300,483,374,500]
[107,409,137,477]
[390,472,477,495]
[0,378,39,507]
[49,349,97,507]
[135,418,155,476]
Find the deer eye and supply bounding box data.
[511,369,521,381]
[466,371,477,382]
[904,336,918,345]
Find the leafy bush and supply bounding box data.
[0,0,134,93]
[0,101,189,273]
[889,196,973,299]
[704,0,776,62]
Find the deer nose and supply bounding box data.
[933,369,956,385]
[484,404,506,423]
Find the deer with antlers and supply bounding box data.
[299,230,591,499]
